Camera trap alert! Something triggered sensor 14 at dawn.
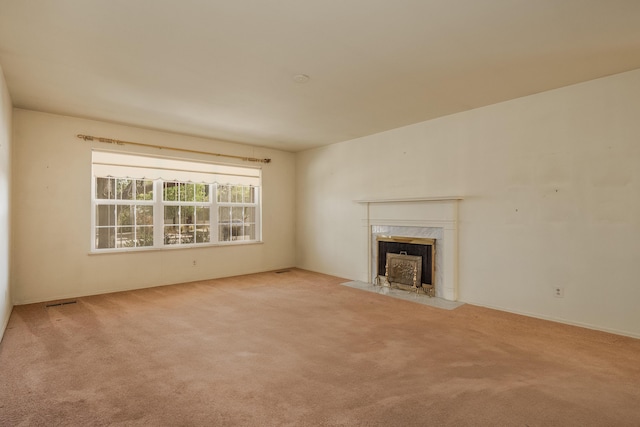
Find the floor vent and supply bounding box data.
[45,300,77,308]
[275,270,291,274]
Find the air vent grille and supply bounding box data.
[45,300,77,308]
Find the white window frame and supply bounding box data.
[92,177,156,250]
[90,151,262,253]
[160,181,214,246]
[215,184,261,243]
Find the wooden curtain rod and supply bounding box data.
[76,134,271,164]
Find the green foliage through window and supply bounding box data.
[94,179,259,250]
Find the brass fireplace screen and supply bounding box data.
[377,236,435,296]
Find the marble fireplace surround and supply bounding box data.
[357,197,462,301]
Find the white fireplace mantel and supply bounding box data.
[355,196,464,203]
[357,196,463,301]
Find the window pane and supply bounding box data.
[231,221,244,240]
[95,227,115,248]
[116,226,133,248]
[136,206,153,225]
[164,182,178,201]
[182,206,194,224]
[180,226,195,244]
[177,183,184,202]
[243,186,255,203]
[164,206,178,224]
[136,180,153,200]
[245,207,256,223]
[219,224,231,242]
[179,183,190,202]
[96,177,115,200]
[96,205,115,226]
[217,184,229,203]
[219,206,231,222]
[231,185,243,203]
[196,207,210,225]
[232,206,244,222]
[136,226,154,247]
[195,184,209,202]
[164,225,179,245]
[116,179,133,200]
[196,226,210,243]
[117,205,133,226]
[244,224,256,240]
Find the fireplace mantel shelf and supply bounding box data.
[355,196,464,204]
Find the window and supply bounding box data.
[163,182,211,245]
[91,151,261,252]
[94,178,154,249]
[217,184,258,242]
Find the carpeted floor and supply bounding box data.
[1,268,639,426]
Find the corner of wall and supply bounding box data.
[0,63,14,342]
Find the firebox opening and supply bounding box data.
[377,236,435,291]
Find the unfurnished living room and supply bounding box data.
[1,1,640,426]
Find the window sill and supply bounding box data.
[88,240,264,255]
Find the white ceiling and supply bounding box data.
[1,1,639,152]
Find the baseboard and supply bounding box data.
[464,300,640,340]
[12,267,301,306]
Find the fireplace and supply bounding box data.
[357,196,462,301]
[376,235,435,296]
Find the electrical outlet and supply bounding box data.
[192,260,197,266]
[554,286,564,298]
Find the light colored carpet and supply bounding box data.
[1,269,639,426]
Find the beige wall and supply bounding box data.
[0,66,12,340]
[296,69,640,338]
[11,110,296,304]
